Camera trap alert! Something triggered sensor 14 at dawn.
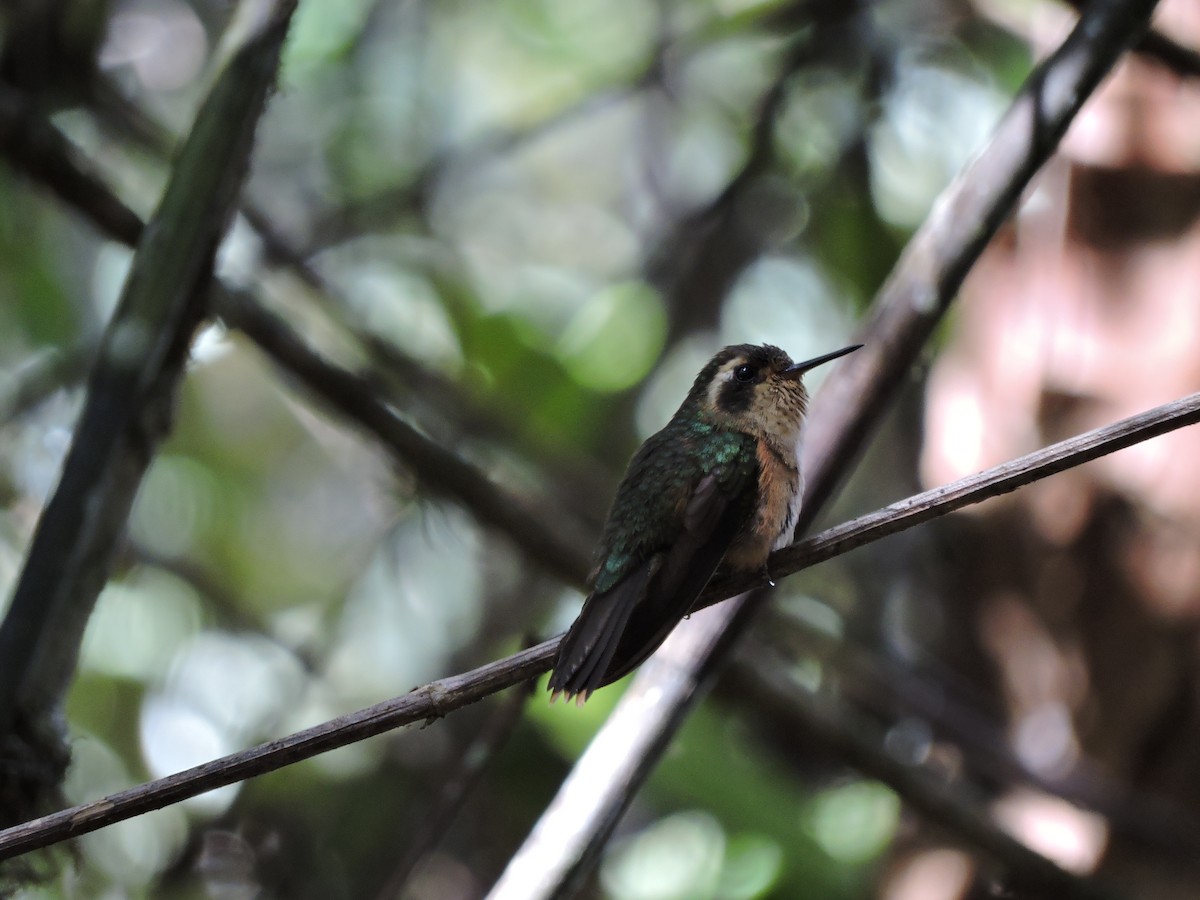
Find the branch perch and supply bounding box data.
[0,388,1196,861]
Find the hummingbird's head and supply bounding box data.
[689,343,861,446]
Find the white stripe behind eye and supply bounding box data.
[708,358,747,407]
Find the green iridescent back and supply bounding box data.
[591,418,758,594]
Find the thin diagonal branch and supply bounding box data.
[0,387,1196,862]
[216,289,593,586]
[0,638,558,861]
[1139,27,1200,77]
[701,389,1200,603]
[0,84,143,247]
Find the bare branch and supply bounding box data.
[801,0,1158,517]
[745,605,1200,860]
[0,84,143,247]
[488,600,757,900]
[1138,27,1200,77]
[0,638,558,861]
[301,84,643,254]
[0,387,1196,862]
[646,0,868,342]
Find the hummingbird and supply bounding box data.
[548,342,861,702]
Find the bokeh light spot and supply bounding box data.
[602,810,725,900]
[559,281,666,393]
[809,780,900,863]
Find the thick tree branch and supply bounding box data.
[494,0,1164,896]
[489,601,748,900]
[0,388,1196,861]
[1062,0,1200,77]
[0,1,298,734]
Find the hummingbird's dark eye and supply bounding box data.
[733,364,757,383]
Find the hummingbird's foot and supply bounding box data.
[760,562,776,588]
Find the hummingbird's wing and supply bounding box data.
[549,459,755,700]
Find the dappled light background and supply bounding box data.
[0,0,1196,898]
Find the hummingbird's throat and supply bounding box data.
[738,380,808,450]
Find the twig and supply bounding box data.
[646,0,867,341]
[1138,28,1200,78]
[296,1,817,253]
[118,542,262,636]
[0,84,143,247]
[493,0,1164,896]
[0,388,1196,860]
[236,206,616,520]
[301,84,642,254]
[749,604,1200,860]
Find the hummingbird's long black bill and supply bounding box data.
[783,343,862,378]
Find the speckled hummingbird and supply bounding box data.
[548,342,861,702]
